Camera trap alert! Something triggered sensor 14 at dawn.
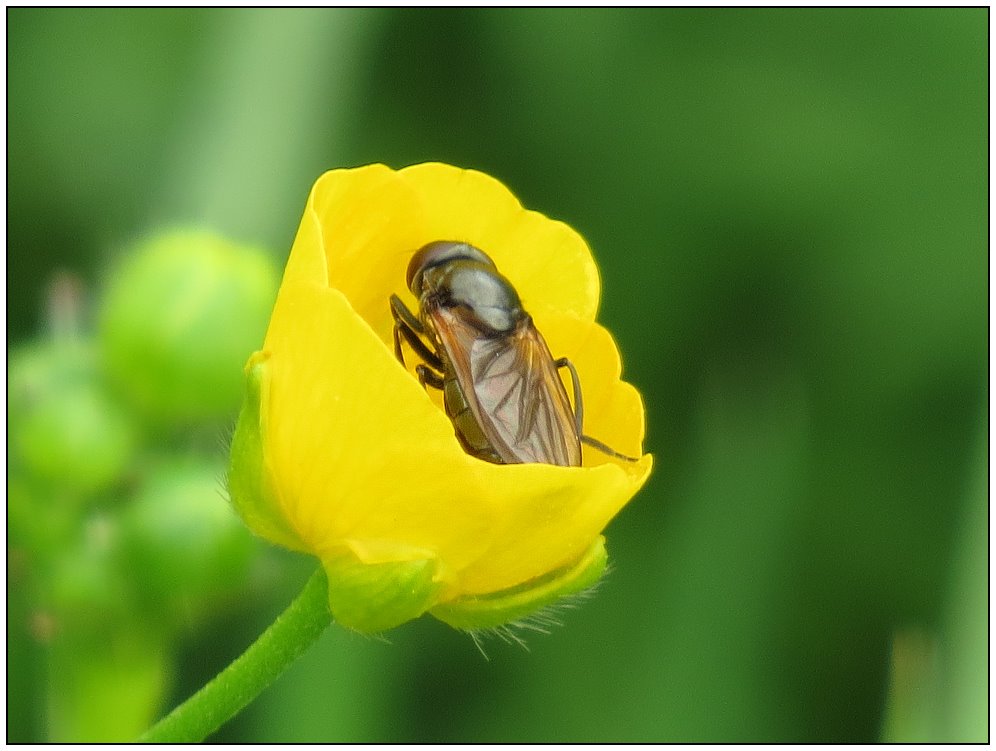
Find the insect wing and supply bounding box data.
[433,306,582,466]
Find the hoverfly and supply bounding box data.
[390,241,636,467]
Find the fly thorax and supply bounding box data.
[442,264,525,335]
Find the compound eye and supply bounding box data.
[407,241,496,294]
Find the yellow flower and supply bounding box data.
[229,163,652,634]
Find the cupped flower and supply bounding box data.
[229,163,652,634]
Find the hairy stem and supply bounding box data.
[139,568,330,742]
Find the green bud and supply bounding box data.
[99,229,279,425]
[120,457,256,616]
[8,341,138,499]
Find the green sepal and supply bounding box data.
[227,353,305,552]
[321,552,443,634]
[430,536,608,630]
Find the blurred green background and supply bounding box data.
[7,8,987,743]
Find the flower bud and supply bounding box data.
[120,457,256,617]
[9,341,138,499]
[99,229,278,425]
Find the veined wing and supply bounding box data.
[433,306,582,466]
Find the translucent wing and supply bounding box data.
[432,306,582,466]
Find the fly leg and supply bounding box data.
[555,357,639,463]
[415,364,445,390]
[390,294,444,371]
[554,357,585,429]
[390,294,448,396]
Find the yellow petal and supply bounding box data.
[537,314,647,463]
[432,536,608,630]
[290,163,602,356]
[397,163,601,322]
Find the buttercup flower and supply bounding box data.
[229,163,652,634]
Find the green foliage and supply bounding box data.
[7,8,986,743]
[6,227,274,740]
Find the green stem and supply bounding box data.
[138,568,330,743]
